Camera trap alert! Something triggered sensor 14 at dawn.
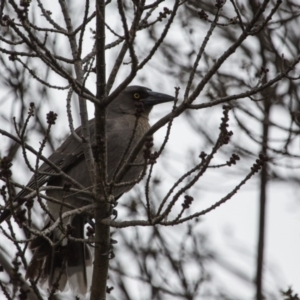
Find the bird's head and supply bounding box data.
[108,85,175,118]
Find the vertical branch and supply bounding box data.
[255,94,270,300]
[253,3,273,293]
[90,0,109,299]
[254,79,271,300]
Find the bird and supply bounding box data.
[0,85,174,295]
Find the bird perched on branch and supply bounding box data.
[0,85,174,294]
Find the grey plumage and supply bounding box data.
[1,85,174,294]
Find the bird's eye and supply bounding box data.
[133,93,140,99]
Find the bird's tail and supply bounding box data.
[26,215,92,295]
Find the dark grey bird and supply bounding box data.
[0,85,174,294]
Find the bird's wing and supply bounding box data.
[0,120,95,223]
[17,119,95,199]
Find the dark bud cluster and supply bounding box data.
[134,101,145,117]
[46,111,58,125]
[148,151,159,164]
[215,0,226,8]
[17,0,31,21]
[20,0,31,7]
[260,66,269,75]
[0,156,13,178]
[158,7,172,22]
[222,130,233,145]
[28,102,35,117]
[15,208,27,226]
[19,288,30,300]
[9,52,17,61]
[197,10,208,20]
[182,195,194,209]
[144,136,159,164]
[107,286,114,294]
[251,153,268,173]
[0,186,6,199]
[143,136,153,158]
[226,153,240,166]
[17,7,29,21]
[219,105,233,145]
[1,14,11,27]
[281,287,299,300]
[199,151,207,160]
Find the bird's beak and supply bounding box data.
[143,90,175,106]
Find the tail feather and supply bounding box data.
[67,215,92,294]
[26,216,92,294]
